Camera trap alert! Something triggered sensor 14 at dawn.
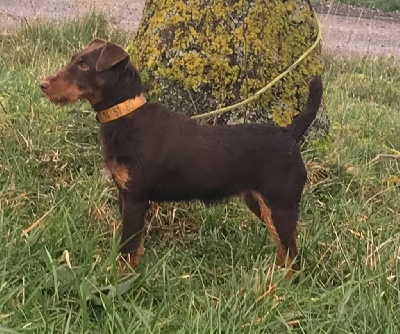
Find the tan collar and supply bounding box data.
[96,95,147,123]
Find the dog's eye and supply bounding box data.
[77,60,89,71]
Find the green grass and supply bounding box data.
[0,14,399,333]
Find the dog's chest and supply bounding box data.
[101,159,131,190]
[99,128,133,190]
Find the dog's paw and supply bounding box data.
[117,254,137,271]
[118,243,144,270]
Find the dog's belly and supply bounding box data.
[148,179,242,203]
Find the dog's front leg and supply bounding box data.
[119,193,150,268]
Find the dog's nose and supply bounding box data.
[40,79,50,90]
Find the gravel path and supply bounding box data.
[0,0,399,57]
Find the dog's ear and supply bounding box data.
[95,42,129,72]
[88,38,107,48]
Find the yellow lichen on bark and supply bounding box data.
[128,0,328,134]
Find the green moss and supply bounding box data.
[128,0,328,133]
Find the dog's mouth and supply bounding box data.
[40,90,78,105]
[47,96,74,105]
[40,77,83,105]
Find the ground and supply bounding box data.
[0,0,399,57]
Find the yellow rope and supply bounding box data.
[191,9,322,120]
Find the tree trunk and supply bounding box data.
[128,0,329,138]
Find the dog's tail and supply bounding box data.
[288,76,323,143]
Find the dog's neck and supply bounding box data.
[96,94,147,123]
[92,62,144,112]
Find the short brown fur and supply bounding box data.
[251,192,285,260]
[107,161,130,190]
[128,237,144,267]
[40,39,323,278]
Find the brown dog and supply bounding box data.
[40,38,323,277]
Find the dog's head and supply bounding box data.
[40,38,132,106]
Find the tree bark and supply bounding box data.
[128,0,329,138]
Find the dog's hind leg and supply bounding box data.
[244,192,288,265]
[244,191,300,278]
